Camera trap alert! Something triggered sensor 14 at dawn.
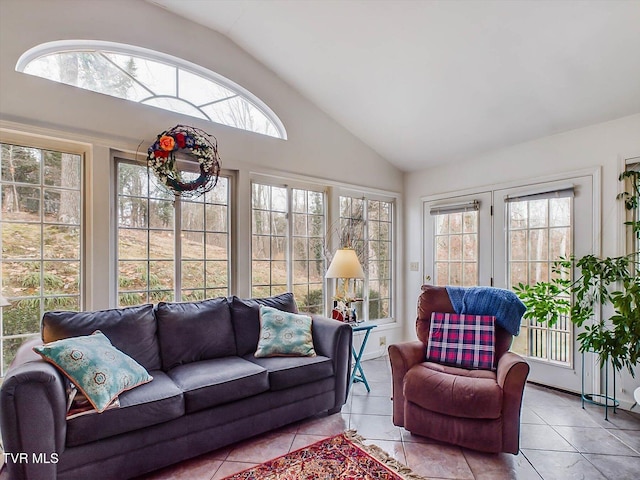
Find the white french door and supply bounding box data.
[493,174,595,393]
[423,192,492,287]
[423,173,596,394]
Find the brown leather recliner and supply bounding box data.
[388,285,530,454]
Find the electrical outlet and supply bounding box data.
[379,336,386,347]
[409,262,419,271]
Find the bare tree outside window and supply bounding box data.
[251,183,325,312]
[338,196,394,321]
[433,210,479,287]
[1,143,82,375]
[117,160,230,306]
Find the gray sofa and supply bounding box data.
[0,293,352,480]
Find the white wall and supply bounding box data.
[0,0,401,189]
[0,0,404,355]
[404,113,640,408]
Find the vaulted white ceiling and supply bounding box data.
[149,0,640,172]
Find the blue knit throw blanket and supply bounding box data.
[445,286,526,336]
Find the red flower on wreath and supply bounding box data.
[154,149,170,159]
[175,132,186,149]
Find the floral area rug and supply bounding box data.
[222,430,426,480]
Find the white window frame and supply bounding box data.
[422,170,598,394]
[493,171,598,395]
[423,192,493,288]
[115,157,233,305]
[430,200,481,287]
[504,186,575,365]
[250,178,327,313]
[16,40,287,139]
[0,136,85,376]
[338,191,395,322]
[621,156,640,260]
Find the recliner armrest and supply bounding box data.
[496,351,530,454]
[497,351,529,389]
[1,339,67,480]
[388,341,425,427]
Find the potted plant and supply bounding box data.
[515,168,640,379]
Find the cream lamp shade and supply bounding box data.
[325,248,365,279]
[0,295,10,307]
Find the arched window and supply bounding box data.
[16,40,286,139]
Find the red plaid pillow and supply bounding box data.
[426,312,496,370]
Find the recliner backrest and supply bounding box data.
[416,285,513,362]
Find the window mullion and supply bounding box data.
[362,198,369,321]
[547,200,552,359]
[198,95,239,109]
[174,67,179,97]
[97,52,154,95]
[146,192,151,301]
[286,186,293,293]
[174,195,182,301]
[39,150,45,318]
[203,198,208,297]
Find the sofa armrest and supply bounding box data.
[1,338,67,480]
[388,341,425,427]
[311,316,353,412]
[496,351,530,454]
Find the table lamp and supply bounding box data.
[325,248,364,321]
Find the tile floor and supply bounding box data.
[137,355,640,480]
[3,355,638,479]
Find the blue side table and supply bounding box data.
[350,323,376,392]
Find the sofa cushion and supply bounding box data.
[155,297,236,370]
[404,362,502,419]
[255,306,316,358]
[66,370,184,447]
[245,354,334,391]
[33,331,153,412]
[167,357,269,413]
[41,304,161,371]
[230,293,298,356]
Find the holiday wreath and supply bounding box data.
[147,125,221,198]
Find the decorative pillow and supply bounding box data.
[230,293,299,356]
[254,306,316,358]
[426,312,496,370]
[33,330,153,412]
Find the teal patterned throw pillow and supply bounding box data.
[255,306,316,358]
[33,331,153,412]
